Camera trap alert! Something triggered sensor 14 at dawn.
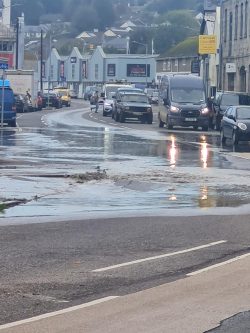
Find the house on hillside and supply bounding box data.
[24,24,50,40]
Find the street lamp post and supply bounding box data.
[131,40,149,87]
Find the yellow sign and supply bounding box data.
[199,35,217,54]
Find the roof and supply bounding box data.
[120,20,136,28]
[24,24,51,33]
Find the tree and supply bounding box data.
[71,6,99,32]
[92,0,115,29]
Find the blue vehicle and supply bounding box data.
[0,79,16,127]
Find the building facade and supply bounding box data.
[221,0,250,92]
[42,46,157,97]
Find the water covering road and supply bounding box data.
[1,105,250,222]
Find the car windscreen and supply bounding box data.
[106,86,130,95]
[171,88,205,104]
[121,94,148,103]
[59,91,68,96]
[221,94,239,106]
[107,92,116,99]
[237,107,250,119]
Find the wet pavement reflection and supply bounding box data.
[1,122,250,219]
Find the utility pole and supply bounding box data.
[15,17,19,70]
[40,29,43,91]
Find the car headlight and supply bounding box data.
[201,107,209,114]
[170,106,180,112]
[125,106,130,110]
[238,122,247,131]
[147,108,152,113]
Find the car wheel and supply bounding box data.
[220,129,226,144]
[115,112,119,122]
[120,112,125,123]
[232,131,239,145]
[147,114,153,124]
[166,116,173,130]
[9,120,16,127]
[202,126,208,132]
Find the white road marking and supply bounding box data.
[0,296,119,330]
[93,240,227,272]
[187,252,250,276]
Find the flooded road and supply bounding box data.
[1,106,250,222]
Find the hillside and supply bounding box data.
[11,0,203,28]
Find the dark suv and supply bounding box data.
[212,91,250,130]
[42,92,62,109]
[114,91,153,124]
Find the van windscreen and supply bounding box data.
[171,88,205,104]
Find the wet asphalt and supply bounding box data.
[1,100,250,331]
[1,100,250,220]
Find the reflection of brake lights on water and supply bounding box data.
[169,135,177,168]
[201,141,208,169]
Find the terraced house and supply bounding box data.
[221,0,250,92]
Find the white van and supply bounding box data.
[101,82,132,116]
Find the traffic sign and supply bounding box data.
[0,63,8,70]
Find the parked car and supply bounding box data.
[221,105,250,145]
[149,91,159,104]
[114,91,153,124]
[54,88,71,107]
[84,86,97,100]
[42,92,62,109]
[14,94,25,113]
[70,90,78,99]
[212,91,250,130]
[102,91,115,116]
[14,94,34,113]
[145,88,159,104]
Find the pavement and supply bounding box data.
[1,255,250,333]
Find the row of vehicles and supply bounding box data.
[95,82,154,124]
[0,84,74,127]
[92,76,250,145]
[15,87,73,113]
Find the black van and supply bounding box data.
[158,74,209,131]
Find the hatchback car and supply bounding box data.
[221,106,250,145]
[212,92,250,130]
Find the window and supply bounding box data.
[229,12,233,41]
[50,65,54,80]
[245,1,248,37]
[224,9,228,42]
[235,5,238,39]
[95,64,98,80]
[72,64,75,79]
[228,73,235,91]
[240,3,243,38]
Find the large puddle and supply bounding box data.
[1,114,250,219]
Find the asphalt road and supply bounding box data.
[1,100,250,332]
